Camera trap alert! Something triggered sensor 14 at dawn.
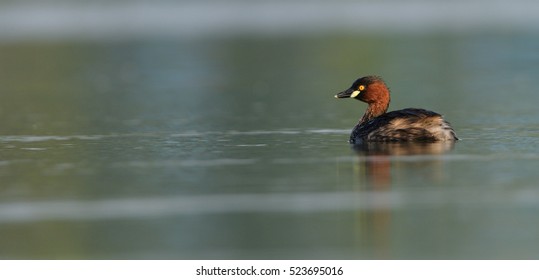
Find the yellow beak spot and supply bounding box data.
[350,90,360,98]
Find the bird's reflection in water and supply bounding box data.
[353,141,455,189]
[351,141,455,258]
[354,141,455,156]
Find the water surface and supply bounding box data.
[1,4,539,259]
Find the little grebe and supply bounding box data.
[335,76,458,144]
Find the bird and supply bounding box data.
[335,75,458,144]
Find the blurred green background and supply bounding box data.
[1,0,539,259]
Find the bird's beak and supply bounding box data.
[334,88,360,99]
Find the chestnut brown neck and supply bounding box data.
[359,102,389,124]
[358,82,390,124]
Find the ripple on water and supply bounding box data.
[0,129,348,144]
[20,148,47,151]
[117,158,258,168]
[306,129,350,134]
[0,135,107,143]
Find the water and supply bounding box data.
[2,1,539,259]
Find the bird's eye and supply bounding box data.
[358,85,365,91]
